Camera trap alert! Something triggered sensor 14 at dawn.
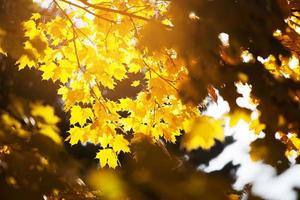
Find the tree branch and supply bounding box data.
[56,0,116,23]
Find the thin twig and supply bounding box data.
[60,0,172,28]
[53,0,81,68]
[142,59,179,93]
[76,0,151,21]
[57,0,116,23]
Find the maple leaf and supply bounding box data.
[249,119,266,134]
[99,133,114,148]
[39,62,57,80]
[67,126,85,145]
[128,62,142,73]
[111,135,130,153]
[31,13,41,20]
[181,116,224,151]
[23,20,39,40]
[98,73,116,89]
[39,124,62,145]
[30,102,60,124]
[107,63,127,81]
[229,109,251,127]
[16,54,35,70]
[96,149,119,168]
[291,136,300,150]
[131,80,140,87]
[70,105,94,126]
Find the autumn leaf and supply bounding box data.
[96,149,119,168]
[39,62,57,80]
[70,105,93,126]
[111,135,130,153]
[249,119,266,134]
[229,109,251,127]
[291,136,300,150]
[181,116,224,151]
[39,124,62,145]
[30,102,60,124]
[67,126,85,145]
[131,80,140,87]
[16,54,35,70]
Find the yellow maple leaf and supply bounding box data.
[98,73,115,89]
[111,135,130,153]
[131,80,140,87]
[128,62,142,73]
[39,62,57,80]
[16,54,35,70]
[229,109,251,127]
[31,13,41,20]
[108,63,127,81]
[24,20,39,40]
[290,136,300,150]
[99,133,114,148]
[67,126,85,145]
[70,105,93,126]
[181,116,224,151]
[250,119,266,134]
[87,170,126,200]
[39,124,62,145]
[30,102,60,124]
[96,149,118,168]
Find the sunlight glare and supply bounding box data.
[218,32,230,47]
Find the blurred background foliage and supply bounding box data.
[1,0,300,199]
